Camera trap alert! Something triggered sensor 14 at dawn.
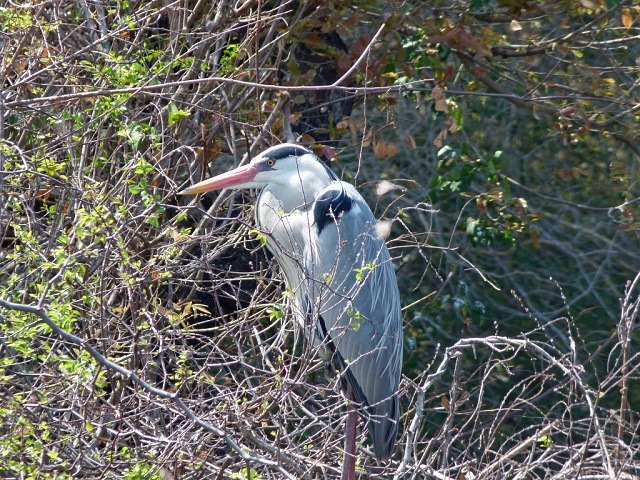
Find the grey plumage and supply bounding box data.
[180,143,403,460]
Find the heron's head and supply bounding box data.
[179,143,332,195]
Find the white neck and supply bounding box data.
[267,156,334,212]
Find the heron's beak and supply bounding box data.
[178,162,264,195]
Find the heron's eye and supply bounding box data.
[265,158,275,167]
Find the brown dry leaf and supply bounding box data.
[434,129,447,148]
[432,86,448,112]
[386,142,398,157]
[441,396,450,411]
[351,34,374,57]
[289,112,302,125]
[343,12,360,27]
[322,145,338,164]
[40,48,50,63]
[14,58,27,72]
[373,140,386,158]
[433,130,447,148]
[336,118,349,130]
[622,8,633,30]
[431,86,444,101]
[559,106,577,117]
[406,134,416,150]
[36,187,51,203]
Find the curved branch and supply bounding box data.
[0,297,301,479]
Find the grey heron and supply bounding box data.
[180,144,402,479]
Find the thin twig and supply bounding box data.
[0,298,300,479]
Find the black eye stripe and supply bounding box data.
[264,145,312,161]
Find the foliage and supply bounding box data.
[0,0,639,479]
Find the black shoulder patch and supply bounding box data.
[264,144,312,161]
[313,184,353,234]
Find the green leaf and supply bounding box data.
[146,213,160,228]
[135,159,154,175]
[232,467,260,480]
[167,102,190,126]
[538,434,552,449]
[251,229,267,247]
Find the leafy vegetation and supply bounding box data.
[1,0,639,479]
